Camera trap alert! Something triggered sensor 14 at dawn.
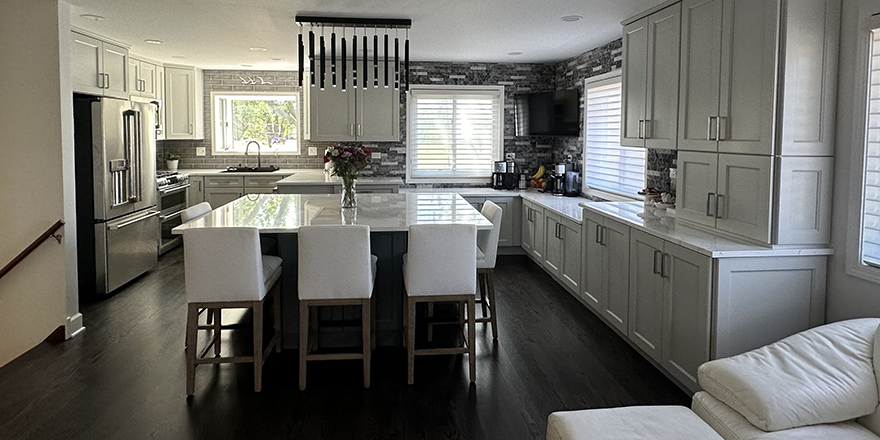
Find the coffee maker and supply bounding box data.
[552,162,573,196]
[492,160,517,190]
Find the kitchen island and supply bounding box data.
[173,193,492,348]
[275,169,404,194]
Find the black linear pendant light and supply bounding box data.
[294,16,412,93]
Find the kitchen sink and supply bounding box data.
[223,166,280,173]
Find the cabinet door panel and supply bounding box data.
[532,207,546,261]
[101,43,129,99]
[128,59,141,96]
[582,218,604,310]
[165,68,194,138]
[521,203,534,255]
[629,230,665,360]
[485,198,516,247]
[71,33,104,95]
[677,0,723,152]
[717,0,778,155]
[543,214,562,275]
[715,154,771,242]
[560,220,582,293]
[309,65,357,141]
[140,61,157,98]
[603,219,630,333]
[663,242,711,388]
[358,82,400,141]
[676,151,718,227]
[205,188,243,208]
[621,17,648,147]
[187,177,204,206]
[645,3,681,150]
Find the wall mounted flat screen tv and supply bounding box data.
[514,90,580,136]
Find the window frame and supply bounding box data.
[581,70,644,201]
[209,91,301,156]
[405,85,505,184]
[845,12,880,285]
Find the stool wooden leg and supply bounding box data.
[252,301,263,392]
[299,302,308,391]
[273,286,282,353]
[468,295,476,383]
[427,302,434,342]
[478,273,489,317]
[487,270,498,339]
[458,301,465,347]
[370,295,376,350]
[406,297,416,385]
[185,304,198,396]
[362,299,371,389]
[213,309,222,357]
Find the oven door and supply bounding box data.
[159,203,186,255]
[159,183,189,209]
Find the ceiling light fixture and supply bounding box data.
[508,51,523,56]
[241,64,253,68]
[249,47,268,52]
[171,55,186,59]
[144,39,163,45]
[80,14,105,21]
[269,58,283,61]
[561,15,583,22]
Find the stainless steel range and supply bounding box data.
[157,171,190,255]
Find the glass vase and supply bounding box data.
[341,176,357,208]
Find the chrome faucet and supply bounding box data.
[245,140,262,168]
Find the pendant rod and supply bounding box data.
[295,15,411,29]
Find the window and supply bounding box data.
[407,86,503,183]
[583,72,646,197]
[212,92,299,154]
[860,25,880,268]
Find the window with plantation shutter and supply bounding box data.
[583,74,646,197]
[407,86,503,183]
[861,26,880,268]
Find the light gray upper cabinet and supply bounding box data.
[676,151,718,228]
[677,0,839,156]
[621,3,681,149]
[71,31,129,100]
[305,64,400,142]
[164,66,205,140]
[129,57,158,99]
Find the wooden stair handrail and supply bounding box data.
[0,220,65,281]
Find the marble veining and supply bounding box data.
[400,188,589,224]
[172,193,493,233]
[581,202,833,258]
[276,169,404,186]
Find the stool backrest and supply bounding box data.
[478,201,503,268]
[181,202,212,223]
[406,224,477,296]
[183,227,266,303]
[298,225,373,300]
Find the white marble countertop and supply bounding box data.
[174,168,298,176]
[401,188,589,224]
[276,169,404,186]
[580,201,834,258]
[172,193,493,234]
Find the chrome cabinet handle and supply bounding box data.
[595,224,602,243]
[653,249,662,275]
[707,116,717,141]
[715,194,724,218]
[350,124,354,136]
[716,116,723,141]
[643,119,650,139]
[706,193,716,216]
[555,223,562,239]
[189,123,193,134]
[600,226,607,246]
[638,120,644,139]
[104,73,110,89]
[660,253,668,278]
[358,124,363,136]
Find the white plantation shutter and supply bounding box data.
[584,76,646,197]
[408,87,503,181]
[862,27,880,267]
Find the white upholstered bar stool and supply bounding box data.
[403,224,477,385]
[183,227,282,395]
[298,225,377,390]
[180,202,212,223]
[476,201,502,339]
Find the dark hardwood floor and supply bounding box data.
[0,249,689,440]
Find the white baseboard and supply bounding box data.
[66,313,85,339]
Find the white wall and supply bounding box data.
[827,0,880,321]
[0,0,78,367]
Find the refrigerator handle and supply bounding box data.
[109,210,159,230]
[123,109,142,203]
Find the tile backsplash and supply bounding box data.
[159,37,676,194]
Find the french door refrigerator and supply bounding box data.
[74,95,159,297]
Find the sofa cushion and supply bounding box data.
[859,326,880,437]
[546,406,723,440]
[693,391,880,440]
[698,318,880,432]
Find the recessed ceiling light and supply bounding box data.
[561,15,583,22]
[249,47,268,52]
[171,55,186,59]
[241,64,253,68]
[269,58,283,61]
[144,39,163,45]
[508,51,523,56]
[80,14,105,21]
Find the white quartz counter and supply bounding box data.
[276,169,404,186]
[172,193,493,233]
[400,188,589,224]
[176,168,299,176]
[581,202,834,258]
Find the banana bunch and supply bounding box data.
[531,165,545,179]
[529,165,546,188]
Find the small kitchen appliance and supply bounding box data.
[564,171,581,197]
[156,171,190,255]
[492,160,518,190]
[550,173,565,196]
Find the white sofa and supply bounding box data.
[693,318,880,440]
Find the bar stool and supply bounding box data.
[183,227,282,395]
[181,201,212,223]
[476,201,502,339]
[298,225,377,390]
[404,224,477,385]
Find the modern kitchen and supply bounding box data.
[2,0,880,439]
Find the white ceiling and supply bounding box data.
[66,0,666,70]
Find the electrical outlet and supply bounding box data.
[195,147,206,156]
[669,168,677,179]
[308,147,318,156]
[505,152,516,161]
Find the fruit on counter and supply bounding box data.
[529,177,546,188]
[531,165,545,179]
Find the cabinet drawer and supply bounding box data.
[244,175,287,188]
[204,175,244,187]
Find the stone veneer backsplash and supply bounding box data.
[159,38,676,194]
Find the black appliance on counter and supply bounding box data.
[564,171,581,197]
[492,160,518,190]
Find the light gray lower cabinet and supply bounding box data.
[200,174,291,207]
[582,210,631,334]
[464,196,521,247]
[205,188,243,207]
[629,230,666,361]
[188,176,204,206]
[522,200,545,261]
[543,211,582,293]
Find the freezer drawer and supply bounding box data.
[96,209,159,294]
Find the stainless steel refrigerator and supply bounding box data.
[74,95,159,296]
